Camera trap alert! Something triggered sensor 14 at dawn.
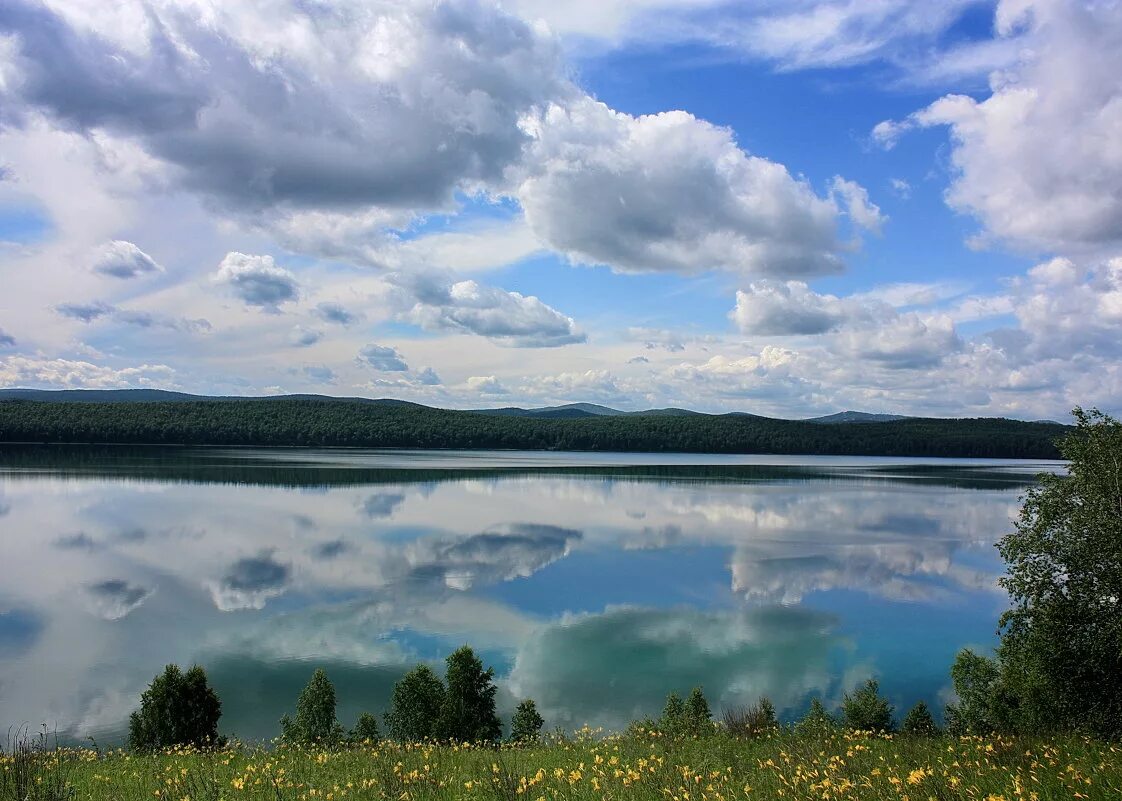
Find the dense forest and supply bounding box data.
[0,398,1067,458]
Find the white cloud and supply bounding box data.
[466,375,510,395]
[829,176,886,234]
[732,281,850,335]
[516,97,861,277]
[0,355,176,389]
[90,240,162,279]
[875,0,1122,252]
[288,326,323,348]
[214,252,299,311]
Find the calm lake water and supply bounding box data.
[0,445,1061,743]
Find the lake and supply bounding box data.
[0,445,1060,743]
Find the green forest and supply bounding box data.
[0,397,1067,457]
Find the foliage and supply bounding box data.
[349,713,381,744]
[0,726,74,801]
[438,646,502,743]
[722,697,777,738]
[900,701,939,737]
[793,697,836,736]
[944,649,1012,735]
[510,700,545,743]
[995,408,1122,737]
[127,664,222,752]
[685,687,713,735]
[0,398,1068,458]
[840,680,895,733]
[280,669,344,745]
[659,693,686,735]
[385,665,446,742]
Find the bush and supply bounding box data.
[385,665,446,742]
[438,646,502,743]
[128,664,222,751]
[944,649,1008,735]
[722,697,777,738]
[349,712,381,744]
[901,701,939,736]
[793,698,836,736]
[840,680,895,732]
[510,699,545,743]
[280,668,344,745]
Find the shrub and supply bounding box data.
[722,697,777,738]
[438,646,501,743]
[280,668,344,745]
[510,699,545,743]
[901,701,939,736]
[127,664,222,751]
[349,712,381,743]
[793,698,836,736]
[944,649,1008,735]
[840,679,895,732]
[385,664,446,742]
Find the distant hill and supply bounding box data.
[0,392,1070,458]
[807,411,911,424]
[472,403,703,419]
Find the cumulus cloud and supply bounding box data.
[732,281,850,335]
[54,301,114,322]
[301,365,336,384]
[288,326,322,348]
[516,97,858,277]
[214,253,299,311]
[90,240,162,279]
[395,273,584,347]
[358,344,409,372]
[466,375,509,395]
[829,176,886,234]
[0,355,176,389]
[0,0,565,214]
[873,0,1122,252]
[53,302,210,333]
[313,302,359,326]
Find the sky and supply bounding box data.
[0,0,1120,418]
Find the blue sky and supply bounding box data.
[1,0,1120,418]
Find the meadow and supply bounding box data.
[5,728,1120,801]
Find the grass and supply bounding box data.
[4,727,1121,801]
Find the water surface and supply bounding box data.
[0,446,1059,742]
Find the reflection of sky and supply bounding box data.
[0,449,1037,742]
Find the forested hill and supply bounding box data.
[0,398,1067,458]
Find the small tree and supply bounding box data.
[128,664,222,751]
[510,699,545,743]
[349,712,381,744]
[281,668,344,744]
[840,679,895,732]
[685,687,713,735]
[901,701,939,737]
[438,646,502,742]
[385,664,446,742]
[660,692,686,734]
[793,697,836,736]
[996,408,1122,736]
[944,649,1008,735]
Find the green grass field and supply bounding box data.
[5,729,1119,801]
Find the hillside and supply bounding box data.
[0,396,1067,458]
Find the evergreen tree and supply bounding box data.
[510,699,545,743]
[349,712,381,743]
[127,664,222,751]
[280,668,344,744]
[661,692,686,734]
[385,664,446,742]
[840,679,895,732]
[438,646,501,742]
[901,701,939,736]
[685,687,713,734]
[794,698,836,735]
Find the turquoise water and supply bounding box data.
[0,445,1059,742]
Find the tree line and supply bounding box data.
[0,398,1068,458]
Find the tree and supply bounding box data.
[127,664,221,751]
[840,679,894,732]
[438,646,502,742]
[349,712,381,744]
[901,701,939,736]
[944,649,1010,735]
[510,699,545,743]
[385,664,446,742]
[281,668,344,744]
[794,698,836,736]
[660,692,686,734]
[685,687,713,734]
[995,408,1122,736]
